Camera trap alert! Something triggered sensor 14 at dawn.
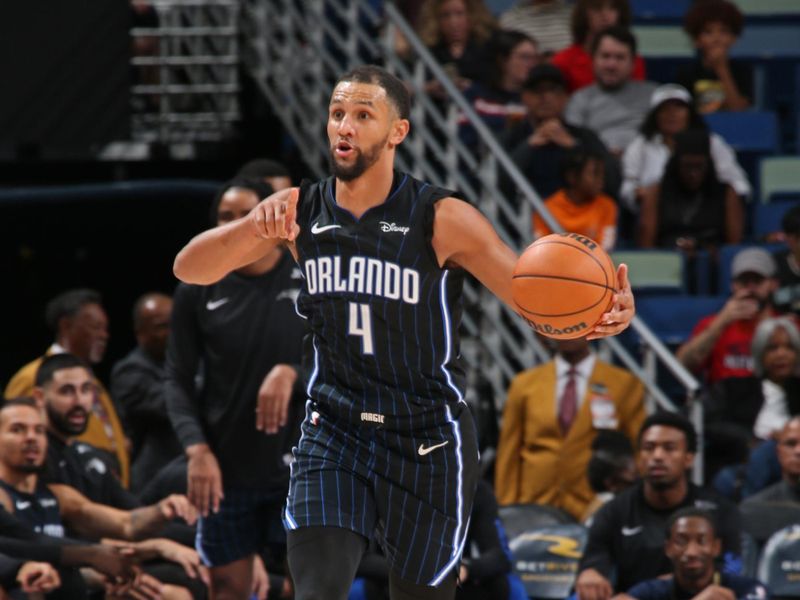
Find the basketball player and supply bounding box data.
[174,65,635,600]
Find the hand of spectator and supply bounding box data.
[539,119,576,148]
[186,444,224,517]
[107,570,163,600]
[587,263,635,340]
[576,568,613,600]
[159,494,198,526]
[17,561,61,594]
[528,128,550,147]
[251,554,270,600]
[256,364,298,434]
[693,584,736,600]
[250,187,300,242]
[719,289,760,325]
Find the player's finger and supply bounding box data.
[279,392,289,428]
[615,263,630,293]
[211,475,223,514]
[284,187,299,239]
[274,200,286,238]
[190,478,208,517]
[256,395,266,431]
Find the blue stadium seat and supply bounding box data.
[757,524,800,597]
[510,524,588,600]
[630,0,690,22]
[752,202,795,240]
[636,295,727,345]
[730,25,800,60]
[704,111,779,155]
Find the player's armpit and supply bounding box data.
[431,197,518,310]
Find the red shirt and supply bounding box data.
[690,316,758,384]
[552,44,647,93]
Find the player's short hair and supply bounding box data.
[638,411,698,453]
[587,430,634,493]
[683,0,743,39]
[335,65,411,120]
[665,507,718,538]
[34,354,90,387]
[782,203,800,236]
[209,177,275,225]
[44,289,102,333]
[560,146,606,184]
[236,159,290,180]
[591,25,637,57]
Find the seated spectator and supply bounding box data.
[744,416,800,503]
[676,247,779,385]
[773,204,800,315]
[637,129,744,252]
[4,289,129,487]
[498,0,572,56]
[582,430,637,524]
[500,63,619,202]
[623,508,768,600]
[460,30,539,149]
[111,292,182,493]
[565,26,657,154]
[621,84,750,215]
[533,147,618,250]
[676,0,751,113]
[553,0,646,93]
[416,0,496,98]
[575,412,742,600]
[235,158,293,192]
[495,336,645,520]
[0,398,203,599]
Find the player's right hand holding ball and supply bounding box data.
[250,187,300,241]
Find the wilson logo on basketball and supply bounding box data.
[525,318,588,337]
[557,232,597,250]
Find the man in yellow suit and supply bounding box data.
[5,288,129,487]
[495,337,645,519]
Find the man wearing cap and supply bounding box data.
[620,83,750,215]
[500,63,620,202]
[677,247,780,384]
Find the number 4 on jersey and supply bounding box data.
[348,302,374,355]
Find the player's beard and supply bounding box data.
[328,134,388,182]
[46,404,89,437]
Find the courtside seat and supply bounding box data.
[760,156,800,203]
[509,524,588,600]
[636,295,727,346]
[757,524,800,597]
[704,111,780,155]
[741,502,800,547]
[611,250,686,295]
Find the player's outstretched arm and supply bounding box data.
[173,187,300,285]
[431,198,634,338]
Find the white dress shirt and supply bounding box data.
[554,352,597,414]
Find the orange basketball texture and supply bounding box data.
[512,233,617,339]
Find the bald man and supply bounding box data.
[111,293,182,492]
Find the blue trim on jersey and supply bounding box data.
[429,404,467,586]
[283,400,312,531]
[195,528,213,566]
[438,271,464,402]
[306,336,320,397]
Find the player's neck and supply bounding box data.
[643,477,688,509]
[0,467,37,494]
[335,162,395,219]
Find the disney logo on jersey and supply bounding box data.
[379,221,410,235]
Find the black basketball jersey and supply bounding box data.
[294,171,466,426]
[0,480,64,538]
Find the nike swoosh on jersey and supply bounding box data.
[311,222,342,234]
[621,526,643,536]
[206,298,230,311]
[418,441,449,456]
[15,501,31,510]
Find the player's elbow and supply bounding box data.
[173,251,217,285]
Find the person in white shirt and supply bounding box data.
[620,83,750,214]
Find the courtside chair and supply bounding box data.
[611,250,686,295]
[760,156,800,203]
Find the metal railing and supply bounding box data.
[241,0,705,477]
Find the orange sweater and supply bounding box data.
[533,189,618,250]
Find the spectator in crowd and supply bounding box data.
[623,508,768,600]
[533,147,619,250]
[236,159,293,193]
[636,129,744,252]
[582,430,637,524]
[495,336,645,520]
[460,30,539,150]
[773,204,800,315]
[621,84,750,215]
[744,416,800,503]
[565,26,657,155]
[553,0,646,93]
[703,317,800,492]
[111,292,182,493]
[4,289,129,488]
[575,412,742,600]
[498,0,572,55]
[677,247,780,385]
[416,0,497,97]
[0,398,203,600]
[166,178,304,600]
[500,63,619,203]
[677,0,751,114]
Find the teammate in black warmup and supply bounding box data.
[173,65,636,600]
[167,178,305,599]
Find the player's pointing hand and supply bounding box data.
[251,187,300,242]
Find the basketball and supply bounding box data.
[512,233,617,339]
